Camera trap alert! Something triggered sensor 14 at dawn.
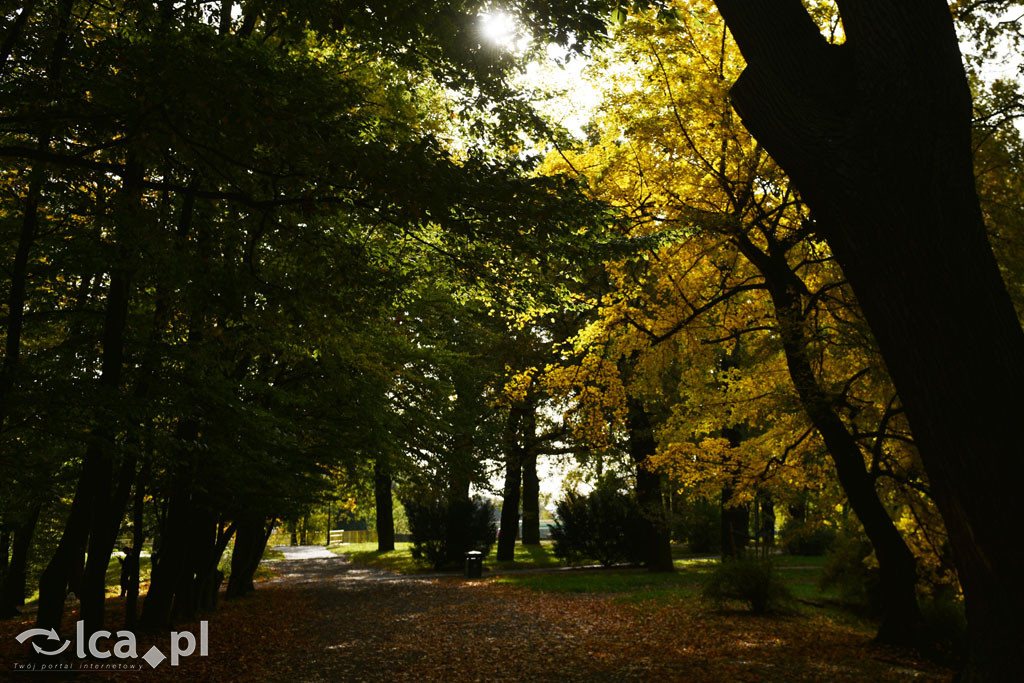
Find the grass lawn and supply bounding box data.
[330,542,428,573]
[495,553,847,611]
[101,553,154,598]
[333,540,843,611]
[494,566,711,604]
[331,539,569,573]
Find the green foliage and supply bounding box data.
[818,527,881,614]
[402,496,496,570]
[671,495,721,554]
[702,554,793,614]
[920,595,968,665]
[0,0,617,618]
[551,476,645,567]
[781,520,837,556]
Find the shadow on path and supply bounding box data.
[239,547,949,682]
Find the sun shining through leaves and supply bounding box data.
[479,10,530,53]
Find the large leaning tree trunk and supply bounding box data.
[714,1,1024,677]
[226,518,274,599]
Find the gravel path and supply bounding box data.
[0,550,951,681]
[225,551,950,682]
[272,545,339,561]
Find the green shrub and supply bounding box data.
[818,526,881,613]
[402,496,496,569]
[551,476,645,567]
[671,496,721,554]
[920,595,967,665]
[702,555,793,614]
[781,519,837,556]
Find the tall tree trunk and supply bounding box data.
[139,434,198,630]
[79,442,136,635]
[0,505,41,617]
[445,376,478,562]
[520,408,540,546]
[627,399,673,571]
[0,0,71,429]
[139,489,191,628]
[758,492,776,550]
[124,460,149,630]
[496,406,523,562]
[0,530,8,590]
[720,486,749,560]
[195,521,234,612]
[182,512,233,617]
[74,149,142,635]
[226,518,272,598]
[375,454,395,552]
[37,261,133,636]
[35,473,91,632]
[520,452,540,545]
[715,2,1024,675]
[218,0,233,35]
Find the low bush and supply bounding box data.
[920,595,967,665]
[818,526,881,614]
[551,476,645,567]
[671,496,721,554]
[402,495,496,570]
[781,519,837,556]
[702,554,793,614]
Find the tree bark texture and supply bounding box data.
[496,406,523,562]
[626,399,674,572]
[0,505,41,617]
[375,453,395,552]
[124,460,149,629]
[719,486,749,560]
[520,408,541,546]
[226,519,273,599]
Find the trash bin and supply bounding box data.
[465,550,483,579]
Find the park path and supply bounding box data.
[183,548,950,682]
[273,545,338,561]
[0,548,950,681]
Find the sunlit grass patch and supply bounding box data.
[262,546,286,561]
[101,554,153,598]
[674,556,720,569]
[496,555,840,612]
[332,540,570,573]
[331,542,433,573]
[494,568,707,598]
[488,541,564,570]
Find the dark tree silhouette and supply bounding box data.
[713,1,1024,677]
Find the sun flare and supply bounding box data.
[480,11,524,51]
